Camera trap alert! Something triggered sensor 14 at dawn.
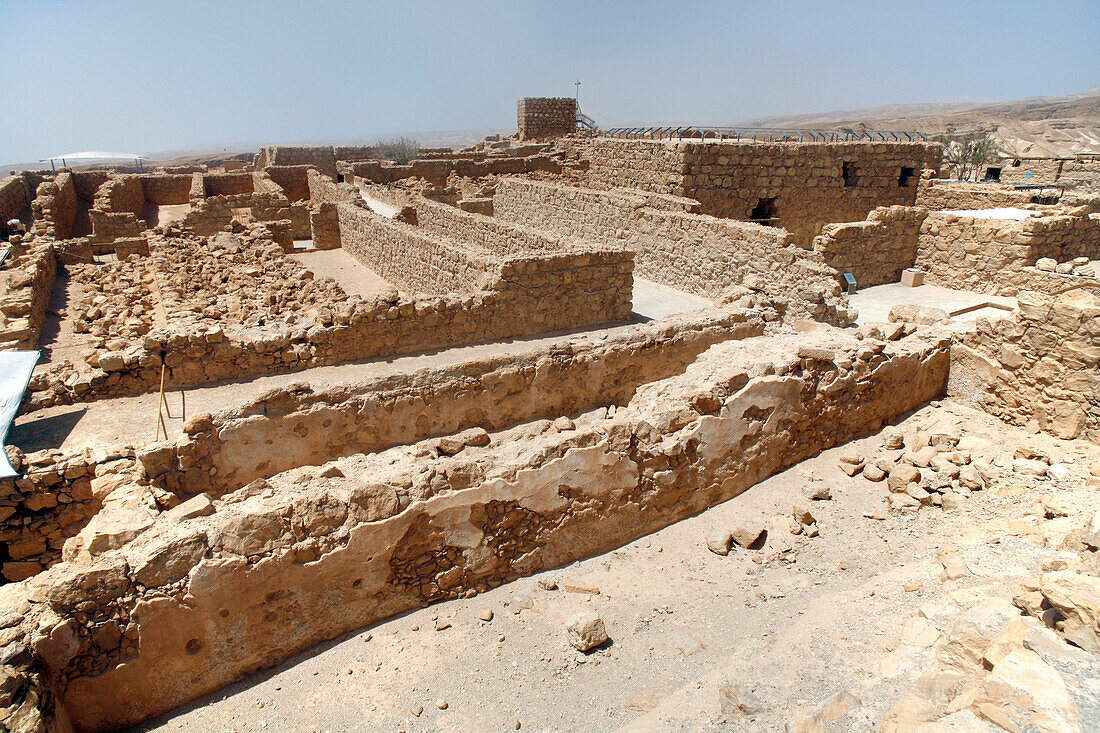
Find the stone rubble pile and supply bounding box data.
[151,232,347,328]
[70,259,157,343]
[1034,255,1097,278]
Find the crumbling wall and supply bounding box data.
[953,289,1100,442]
[88,175,146,243]
[0,243,56,349]
[202,173,254,197]
[139,175,192,205]
[517,97,577,140]
[264,165,311,202]
[566,138,941,245]
[0,448,139,582]
[255,146,337,180]
[176,193,309,239]
[3,327,949,731]
[159,307,764,495]
[345,154,561,186]
[493,178,852,324]
[812,206,928,287]
[30,173,77,240]
[0,174,34,237]
[916,179,1035,210]
[915,209,1100,292]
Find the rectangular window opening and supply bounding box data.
[898,167,915,187]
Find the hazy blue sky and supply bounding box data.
[2,0,1097,164]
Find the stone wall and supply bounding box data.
[0,174,34,237]
[255,145,337,180]
[517,97,577,140]
[202,173,254,197]
[264,165,311,202]
[953,289,1100,442]
[812,206,928,287]
[28,219,633,409]
[0,447,139,582]
[916,179,1035,210]
[564,138,941,245]
[998,158,1063,185]
[88,175,146,244]
[915,209,1100,292]
[139,175,192,205]
[0,243,56,349]
[309,203,340,249]
[493,178,852,324]
[30,173,77,240]
[344,154,561,186]
[164,306,764,496]
[1,326,950,731]
[176,192,310,239]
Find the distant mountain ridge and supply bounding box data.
[730,88,1100,157]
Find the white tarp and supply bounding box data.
[39,152,147,162]
[0,351,39,478]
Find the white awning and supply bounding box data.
[0,351,39,478]
[39,152,148,162]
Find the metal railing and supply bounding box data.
[602,126,928,143]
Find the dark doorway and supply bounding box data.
[898,167,915,187]
[842,162,857,187]
[749,197,778,225]
[984,167,1002,182]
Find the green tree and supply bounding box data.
[374,137,420,164]
[936,131,1000,181]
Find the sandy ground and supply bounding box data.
[132,401,1100,733]
[849,283,1017,327]
[290,249,397,300]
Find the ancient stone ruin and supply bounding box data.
[0,97,1098,732]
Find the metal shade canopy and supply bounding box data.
[0,351,39,478]
[39,152,149,172]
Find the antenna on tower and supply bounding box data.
[574,79,581,104]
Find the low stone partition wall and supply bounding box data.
[344,153,562,186]
[30,173,77,240]
[176,192,310,239]
[163,306,765,495]
[916,179,1035,210]
[336,199,497,294]
[202,172,254,197]
[952,289,1100,442]
[0,243,56,349]
[493,178,852,324]
[409,193,586,256]
[915,208,1100,293]
[87,175,146,244]
[0,447,139,583]
[0,327,950,731]
[812,205,927,287]
[27,221,632,409]
[992,262,1098,297]
[139,175,192,205]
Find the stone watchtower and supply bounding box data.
[517,97,577,141]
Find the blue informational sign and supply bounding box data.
[1025,172,1032,179]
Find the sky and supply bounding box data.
[2,0,1098,165]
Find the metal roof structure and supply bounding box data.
[39,152,149,171]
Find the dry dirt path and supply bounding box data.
[133,402,1100,732]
